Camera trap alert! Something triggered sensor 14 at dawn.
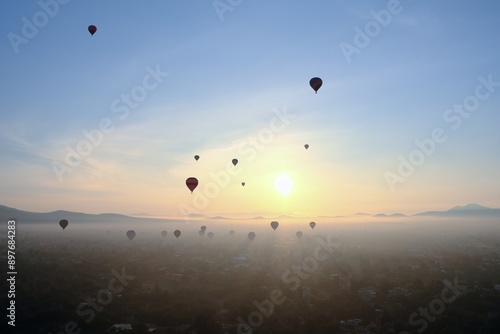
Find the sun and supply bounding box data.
[275,175,292,196]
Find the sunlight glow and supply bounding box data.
[275,175,292,196]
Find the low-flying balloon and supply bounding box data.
[207,232,214,240]
[199,230,205,237]
[186,177,198,193]
[126,230,136,241]
[309,221,316,229]
[270,221,279,231]
[174,230,181,238]
[229,230,235,236]
[242,182,245,186]
[200,225,207,231]
[59,219,68,230]
[161,231,168,238]
[194,155,199,161]
[304,144,309,150]
[248,232,256,241]
[88,25,97,36]
[232,159,238,166]
[296,231,303,239]
[309,77,322,93]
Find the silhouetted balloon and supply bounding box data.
[194,155,199,161]
[200,225,207,231]
[207,232,214,240]
[310,77,322,93]
[59,219,68,230]
[126,230,135,241]
[296,231,303,239]
[248,232,256,241]
[304,144,309,150]
[88,25,97,36]
[229,230,235,236]
[199,230,205,237]
[309,221,316,229]
[186,177,198,193]
[161,231,168,238]
[232,159,238,166]
[174,230,181,238]
[242,182,245,186]
[270,221,279,231]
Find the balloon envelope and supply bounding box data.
[88,25,97,35]
[270,221,279,231]
[232,159,238,166]
[309,221,316,229]
[242,182,245,186]
[296,231,303,239]
[194,155,199,161]
[200,225,207,231]
[174,230,181,238]
[229,230,235,236]
[186,177,198,193]
[304,144,309,150]
[248,232,256,241]
[199,230,205,237]
[161,231,168,238]
[59,219,68,230]
[126,230,136,241]
[309,77,322,93]
[207,232,214,240]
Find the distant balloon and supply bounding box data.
[207,232,214,240]
[186,177,198,193]
[232,159,238,166]
[59,219,68,230]
[241,182,245,187]
[309,77,322,93]
[194,155,199,161]
[270,221,279,231]
[309,221,316,229]
[161,231,168,238]
[88,25,97,36]
[126,230,136,241]
[199,230,205,237]
[248,232,256,241]
[229,230,235,236]
[200,225,207,231]
[296,231,303,239]
[174,230,181,238]
[304,144,309,150]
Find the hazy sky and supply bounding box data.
[1,0,499,218]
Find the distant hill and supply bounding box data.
[373,213,407,218]
[0,205,180,224]
[414,203,500,217]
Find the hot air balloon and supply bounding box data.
[88,25,97,36]
[194,155,199,161]
[200,225,207,231]
[229,230,235,236]
[186,177,198,193]
[304,144,309,150]
[161,231,168,238]
[126,230,136,241]
[248,232,256,241]
[207,232,214,240]
[174,230,181,238]
[241,182,245,186]
[296,231,303,239]
[309,77,322,93]
[59,219,68,230]
[199,230,205,237]
[270,221,279,231]
[232,159,238,166]
[309,221,316,229]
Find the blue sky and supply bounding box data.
[1,0,499,217]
